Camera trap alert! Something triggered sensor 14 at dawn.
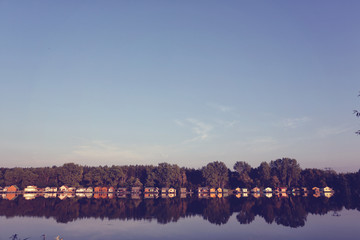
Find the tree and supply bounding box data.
[233,161,253,187]
[257,162,271,186]
[57,163,83,187]
[155,163,182,188]
[0,169,4,186]
[104,165,126,187]
[202,161,229,188]
[4,168,24,187]
[270,158,301,187]
[355,91,360,134]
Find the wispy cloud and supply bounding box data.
[185,118,214,142]
[215,119,238,128]
[209,103,233,112]
[174,119,185,127]
[282,117,311,128]
[316,126,351,137]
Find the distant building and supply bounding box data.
[6,185,19,193]
[24,186,38,192]
[264,187,272,193]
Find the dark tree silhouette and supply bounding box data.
[355,92,360,135]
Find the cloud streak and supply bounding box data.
[282,117,311,128]
[209,103,233,112]
[184,118,214,143]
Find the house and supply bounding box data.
[144,187,158,193]
[251,187,260,193]
[321,186,333,192]
[198,187,209,193]
[312,187,320,193]
[44,187,53,193]
[24,186,38,192]
[59,185,69,192]
[161,187,169,194]
[131,187,142,194]
[264,187,272,193]
[7,185,20,193]
[117,187,128,194]
[76,188,87,193]
[313,190,321,198]
[180,189,187,198]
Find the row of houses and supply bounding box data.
[0,185,334,200]
[0,185,333,197]
[0,185,188,199]
[197,186,334,198]
[1,189,334,201]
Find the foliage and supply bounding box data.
[57,163,84,187]
[355,91,360,134]
[202,161,229,188]
[0,160,359,192]
[233,161,253,188]
[270,158,301,187]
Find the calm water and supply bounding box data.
[0,194,359,240]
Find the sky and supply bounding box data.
[0,0,359,172]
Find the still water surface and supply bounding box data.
[0,195,359,240]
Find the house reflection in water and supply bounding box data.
[0,192,356,229]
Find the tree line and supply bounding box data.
[1,158,360,195]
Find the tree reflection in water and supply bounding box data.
[0,194,359,228]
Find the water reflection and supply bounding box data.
[0,193,358,228]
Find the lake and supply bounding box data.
[0,193,359,240]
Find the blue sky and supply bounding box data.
[0,1,359,171]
